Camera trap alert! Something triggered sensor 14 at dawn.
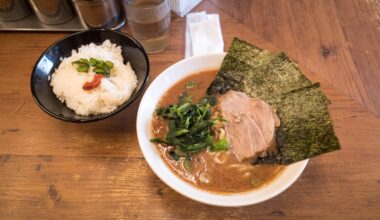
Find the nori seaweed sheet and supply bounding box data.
[208,38,313,106]
[207,38,340,165]
[255,83,340,164]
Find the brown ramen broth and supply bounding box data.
[152,70,284,193]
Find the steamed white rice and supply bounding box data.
[50,40,137,116]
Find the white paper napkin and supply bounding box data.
[185,11,224,58]
[169,0,203,17]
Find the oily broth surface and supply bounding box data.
[151,70,284,193]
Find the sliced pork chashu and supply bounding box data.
[217,91,280,161]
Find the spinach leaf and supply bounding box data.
[151,92,229,159]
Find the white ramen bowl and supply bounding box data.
[136,53,308,207]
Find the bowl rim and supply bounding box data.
[136,53,309,207]
[30,29,150,123]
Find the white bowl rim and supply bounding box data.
[136,53,308,207]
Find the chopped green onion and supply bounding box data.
[93,68,105,74]
[185,81,196,89]
[183,158,192,173]
[89,58,97,65]
[211,137,229,151]
[72,58,114,77]
[77,64,89,72]
[251,178,263,187]
[105,61,114,68]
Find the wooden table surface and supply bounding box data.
[0,1,379,219]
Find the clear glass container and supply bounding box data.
[73,0,123,29]
[123,0,170,53]
[0,0,31,21]
[28,0,74,24]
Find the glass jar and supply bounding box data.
[28,0,74,24]
[0,0,31,21]
[73,0,124,29]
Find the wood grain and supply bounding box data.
[209,0,380,117]
[0,1,379,219]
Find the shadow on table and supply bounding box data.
[51,97,143,157]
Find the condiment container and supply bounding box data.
[0,0,31,21]
[28,0,74,24]
[73,0,124,29]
